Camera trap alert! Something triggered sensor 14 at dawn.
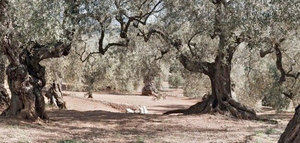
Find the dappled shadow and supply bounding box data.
[0,107,293,143]
[1,109,235,142]
[150,104,189,113]
[42,109,232,142]
[48,109,161,124]
[152,104,189,109]
[93,91,142,96]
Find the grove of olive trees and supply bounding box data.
[0,0,299,142]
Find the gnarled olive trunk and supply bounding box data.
[164,28,257,119]
[0,86,9,107]
[45,81,66,109]
[1,40,71,120]
[0,52,9,107]
[278,105,300,143]
[1,51,49,120]
[164,1,257,120]
[1,63,46,120]
[165,56,257,120]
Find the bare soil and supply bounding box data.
[0,90,294,143]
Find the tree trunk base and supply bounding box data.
[164,95,258,120]
[142,84,158,96]
[45,82,66,109]
[0,85,10,108]
[0,64,49,121]
[1,105,48,121]
[278,105,300,143]
[85,92,93,99]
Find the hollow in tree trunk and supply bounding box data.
[45,82,66,109]
[278,105,300,143]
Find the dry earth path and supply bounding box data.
[63,90,199,114]
[0,91,294,143]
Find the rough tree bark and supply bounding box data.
[0,51,9,108]
[45,82,66,109]
[45,81,66,109]
[0,0,74,120]
[1,41,72,120]
[163,1,257,120]
[278,105,300,143]
[0,0,9,109]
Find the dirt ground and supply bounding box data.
[0,90,294,143]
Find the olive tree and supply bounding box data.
[0,0,75,120]
[70,0,166,94]
[134,0,299,120]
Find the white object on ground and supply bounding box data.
[126,106,148,114]
[139,107,144,114]
[139,106,148,114]
[142,106,148,114]
[126,108,134,113]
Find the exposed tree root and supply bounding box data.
[164,95,259,120]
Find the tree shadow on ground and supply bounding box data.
[48,109,161,123]
[0,107,293,142]
[150,104,189,113]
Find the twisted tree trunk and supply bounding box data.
[164,54,257,120]
[1,63,40,120]
[278,105,300,143]
[1,41,71,120]
[0,52,9,108]
[163,1,257,120]
[45,82,66,109]
[0,86,9,107]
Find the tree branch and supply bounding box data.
[123,0,163,27]
[179,54,214,76]
[154,48,170,61]
[188,32,202,57]
[30,42,72,62]
[76,0,163,62]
